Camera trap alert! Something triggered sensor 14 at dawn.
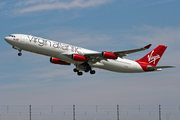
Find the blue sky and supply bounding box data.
[0,0,180,105]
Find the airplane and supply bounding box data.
[4,34,174,76]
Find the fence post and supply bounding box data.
[117,104,119,120]
[159,105,161,120]
[30,105,31,120]
[96,105,97,113]
[7,105,9,113]
[51,105,53,113]
[139,105,140,113]
[73,105,75,120]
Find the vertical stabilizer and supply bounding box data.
[136,45,167,67]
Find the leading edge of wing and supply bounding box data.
[113,44,152,57]
[84,44,152,58]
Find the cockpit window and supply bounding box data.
[9,35,15,37]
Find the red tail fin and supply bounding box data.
[136,45,167,66]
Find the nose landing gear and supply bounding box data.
[18,50,22,56]
[12,46,22,56]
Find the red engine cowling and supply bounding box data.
[102,51,118,59]
[50,57,71,65]
[72,54,87,62]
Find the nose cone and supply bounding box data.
[4,36,13,44]
[4,36,9,42]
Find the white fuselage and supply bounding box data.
[5,34,144,73]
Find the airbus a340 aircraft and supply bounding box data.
[4,34,174,76]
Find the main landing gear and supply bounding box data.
[73,62,96,76]
[73,68,96,76]
[73,68,83,76]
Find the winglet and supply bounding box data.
[144,44,152,49]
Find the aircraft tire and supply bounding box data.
[90,70,96,74]
[84,70,89,72]
[86,66,91,71]
[18,53,22,56]
[73,68,78,72]
[77,72,83,76]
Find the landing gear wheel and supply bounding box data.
[84,66,91,73]
[73,68,78,72]
[18,50,22,56]
[18,53,22,56]
[86,66,91,71]
[90,70,96,74]
[77,72,83,76]
[84,70,89,72]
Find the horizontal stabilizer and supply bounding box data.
[147,66,175,71]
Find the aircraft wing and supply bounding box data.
[113,44,152,57]
[62,44,152,63]
[84,44,152,59]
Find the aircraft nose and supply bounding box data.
[4,36,10,42]
[4,36,8,41]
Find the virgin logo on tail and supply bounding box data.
[147,50,160,64]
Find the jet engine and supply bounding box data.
[101,51,118,59]
[50,57,71,65]
[71,54,87,62]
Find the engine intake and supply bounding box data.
[50,57,71,65]
[102,51,117,59]
[72,54,87,62]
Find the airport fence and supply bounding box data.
[0,105,180,120]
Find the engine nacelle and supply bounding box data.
[50,57,71,65]
[71,54,87,62]
[101,51,118,59]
